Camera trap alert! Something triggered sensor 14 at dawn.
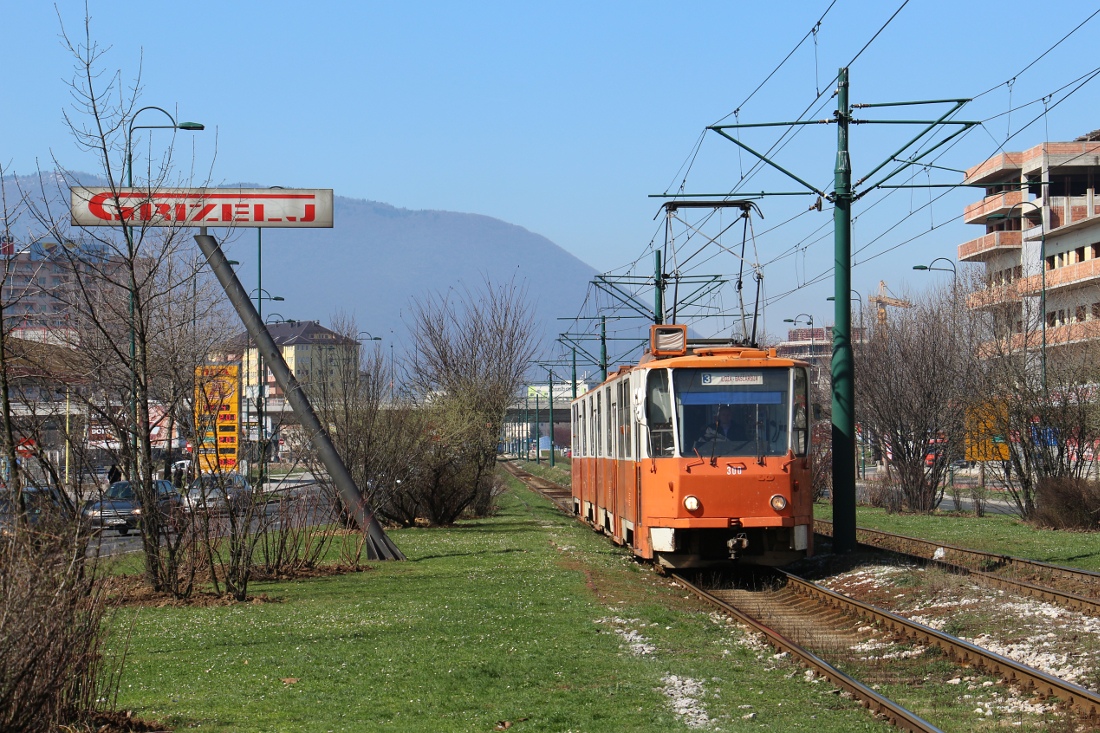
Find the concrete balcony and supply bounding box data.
[963,190,1026,225]
[964,152,1024,185]
[1018,258,1100,296]
[1041,319,1100,347]
[957,230,1022,263]
[967,283,1022,310]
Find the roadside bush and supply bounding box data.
[1033,477,1100,530]
[0,523,115,731]
[810,425,832,501]
[256,489,338,576]
[863,473,902,513]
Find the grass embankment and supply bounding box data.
[511,457,572,488]
[815,501,1100,572]
[109,476,881,732]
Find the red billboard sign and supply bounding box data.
[70,188,333,228]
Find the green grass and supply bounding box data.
[107,479,883,731]
[815,501,1100,572]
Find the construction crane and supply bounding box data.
[867,280,912,327]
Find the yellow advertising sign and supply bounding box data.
[195,364,240,473]
[965,401,1010,462]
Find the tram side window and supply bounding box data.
[576,400,585,457]
[592,394,601,458]
[792,368,809,456]
[589,394,598,457]
[604,387,613,457]
[646,369,675,456]
[618,380,632,460]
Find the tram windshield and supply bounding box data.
[673,367,804,458]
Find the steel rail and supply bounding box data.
[501,461,574,509]
[815,520,1100,614]
[781,568,1100,718]
[671,573,943,733]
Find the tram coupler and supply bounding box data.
[727,534,749,559]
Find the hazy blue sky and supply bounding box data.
[4,1,1099,335]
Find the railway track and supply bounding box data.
[815,519,1100,616]
[673,572,943,732]
[500,460,573,509]
[677,568,1100,728]
[503,464,1100,728]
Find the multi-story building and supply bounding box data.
[959,133,1100,347]
[0,240,128,339]
[228,320,360,441]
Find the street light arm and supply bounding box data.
[126,106,204,187]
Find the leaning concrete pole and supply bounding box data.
[194,229,404,560]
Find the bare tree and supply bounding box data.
[12,14,231,594]
[856,284,976,512]
[970,279,1100,518]
[400,277,538,523]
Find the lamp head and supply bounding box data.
[913,265,929,271]
[178,122,205,131]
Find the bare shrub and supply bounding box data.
[863,474,902,513]
[970,482,988,518]
[947,481,964,514]
[256,489,337,576]
[1033,477,1100,530]
[810,422,832,501]
[0,525,115,730]
[402,278,538,524]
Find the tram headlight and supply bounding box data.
[683,495,701,512]
[769,494,788,511]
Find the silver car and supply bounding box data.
[182,474,253,514]
[81,480,182,534]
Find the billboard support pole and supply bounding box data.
[194,228,404,561]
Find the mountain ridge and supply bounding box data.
[2,172,599,354]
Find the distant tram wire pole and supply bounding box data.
[696,68,978,553]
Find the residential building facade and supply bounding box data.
[228,320,360,440]
[960,133,1100,347]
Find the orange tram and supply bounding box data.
[570,325,813,569]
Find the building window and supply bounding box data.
[1077,305,1087,322]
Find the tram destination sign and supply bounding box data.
[70,187,333,228]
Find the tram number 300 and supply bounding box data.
[726,465,744,475]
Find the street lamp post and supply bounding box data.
[357,332,382,398]
[913,256,959,333]
[827,290,864,337]
[124,106,203,483]
[249,288,283,487]
[783,314,815,379]
[991,201,1047,392]
[912,257,958,291]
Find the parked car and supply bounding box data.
[182,473,253,514]
[0,486,75,536]
[81,480,183,535]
